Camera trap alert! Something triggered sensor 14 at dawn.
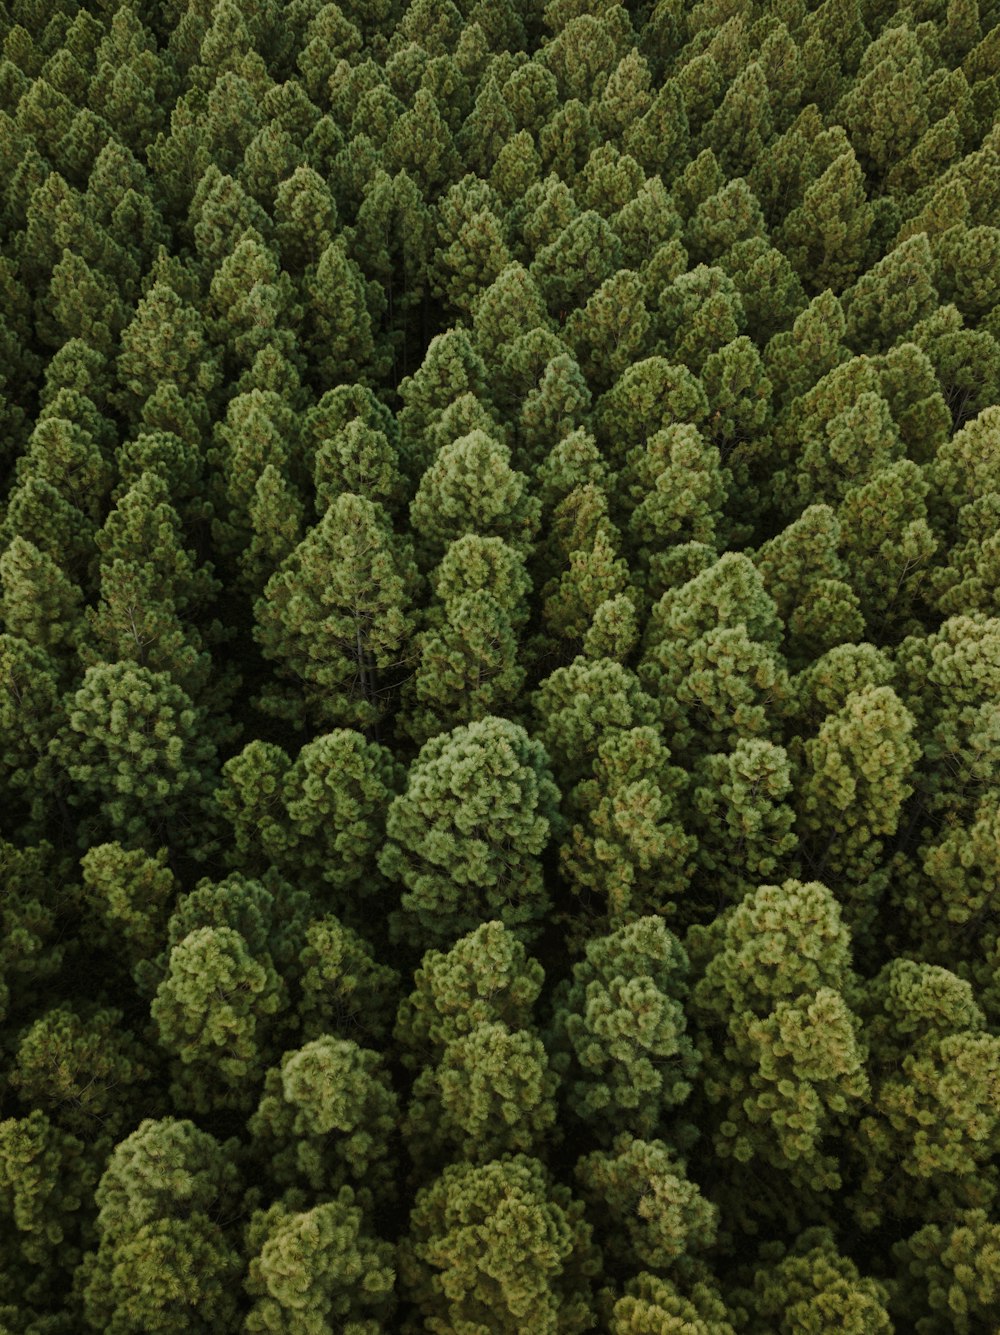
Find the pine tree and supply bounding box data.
[395,919,545,1067]
[548,915,699,1140]
[50,662,218,853]
[404,1020,560,1165]
[277,728,403,909]
[689,738,799,913]
[691,878,868,1198]
[254,493,420,732]
[533,655,659,785]
[151,925,287,1115]
[248,1035,399,1207]
[560,726,696,929]
[410,429,539,562]
[244,1193,396,1333]
[798,684,920,898]
[778,149,875,293]
[399,1155,599,1335]
[575,1133,717,1271]
[735,1229,893,1334]
[380,716,560,949]
[303,237,380,386]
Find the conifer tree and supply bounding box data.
[381,716,560,948]
[277,727,403,909]
[243,1193,396,1334]
[575,1133,717,1271]
[549,915,699,1141]
[254,492,420,732]
[399,1155,599,1335]
[404,1020,560,1166]
[560,726,696,929]
[50,662,219,853]
[248,1035,399,1207]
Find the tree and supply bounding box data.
[692,879,868,1198]
[638,553,790,761]
[563,269,652,391]
[704,61,772,177]
[735,1229,893,1334]
[381,717,560,949]
[594,356,708,466]
[624,75,688,177]
[575,1134,717,1271]
[529,209,622,315]
[276,728,402,911]
[398,1155,599,1335]
[151,925,287,1114]
[517,349,592,463]
[720,236,807,345]
[658,264,745,373]
[395,919,545,1067]
[303,238,380,386]
[77,1116,243,1335]
[548,916,699,1141]
[797,685,920,899]
[253,493,420,732]
[49,662,218,853]
[297,912,402,1048]
[79,842,177,978]
[409,429,539,563]
[689,739,799,914]
[891,1210,1000,1334]
[604,1271,737,1334]
[244,1193,396,1334]
[754,505,864,664]
[10,1004,157,1144]
[0,1110,96,1313]
[841,232,939,351]
[404,1021,560,1165]
[837,460,937,639]
[686,176,767,264]
[560,726,696,930]
[399,589,526,745]
[778,149,874,293]
[936,223,1000,323]
[0,537,83,662]
[248,1036,399,1208]
[621,423,728,561]
[533,655,659,786]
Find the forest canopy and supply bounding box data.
[1,0,1000,1330]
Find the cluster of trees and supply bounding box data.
[1,0,1000,1328]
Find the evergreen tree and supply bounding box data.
[243,1193,396,1334]
[50,662,218,852]
[248,1035,399,1207]
[575,1133,717,1271]
[548,915,699,1141]
[380,716,560,948]
[410,429,539,563]
[254,493,420,732]
[398,1155,599,1335]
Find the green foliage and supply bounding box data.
[4,0,1000,1323]
[254,492,420,731]
[404,1021,560,1164]
[381,716,560,947]
[51,662,218,852]
[735,1228,893,1334]
[399,1154,599,1334]
[243,1192,395,1332]
[549,916,699,1140]
[248,1036,398,1207]
[576,1133,717,1270]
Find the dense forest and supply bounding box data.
[1,0,999,1329]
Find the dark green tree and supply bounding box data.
[380,716,561,948]
[254,493,420,732]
